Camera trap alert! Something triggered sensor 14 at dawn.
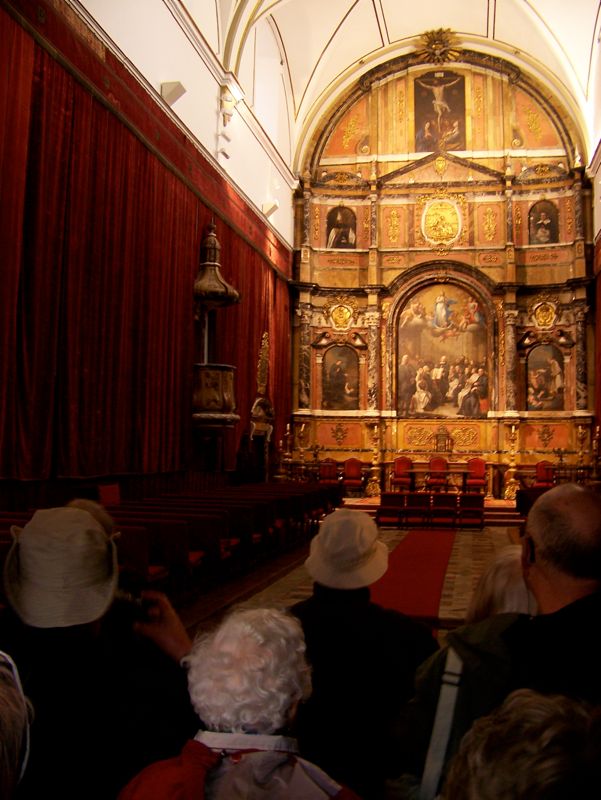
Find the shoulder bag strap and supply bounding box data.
[419,646,463,800]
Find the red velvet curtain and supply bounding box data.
[57,86,200,475]
[0,9,34,475]
[594,272,601,425]
[0,9,292,480]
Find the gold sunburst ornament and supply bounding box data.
[416,29,462,64]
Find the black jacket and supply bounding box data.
[291,583,438,800]
[398,591,601,786]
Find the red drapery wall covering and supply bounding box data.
[0,7,292,481]
[594,268,601,425]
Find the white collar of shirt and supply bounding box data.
[195,730,299,754]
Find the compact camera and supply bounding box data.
[114,589,154,622]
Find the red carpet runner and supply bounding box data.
[370,531,455,623]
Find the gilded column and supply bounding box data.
[573,170,584,240]
[297,305,312,409]
[575,304,588,410]
[504,171,516,282]
[505,185,513,243]
[504,309,518,411]
[365,310,380,410]
[572,167,586,278]
[370,193,378,247]
[302,170,311,246]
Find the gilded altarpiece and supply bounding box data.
[291,33,594,496]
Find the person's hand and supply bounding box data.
[133,590,193,663]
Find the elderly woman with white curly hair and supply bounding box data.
[119,606,361,799]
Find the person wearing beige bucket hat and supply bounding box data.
[304,508,389,589]
[0,504,198,800]
[3,506,119,629]
[291,509,438,800]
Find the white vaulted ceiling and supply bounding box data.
[216,0,601,169]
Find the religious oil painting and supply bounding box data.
[526,344,564,411]
[528,200,559,245]
[326,206,357,249]
[397,285,488,418]
[414,70,465,152]
[322,345,359,410]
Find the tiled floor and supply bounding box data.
[181,523,521,641]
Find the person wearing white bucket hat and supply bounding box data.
[0,504,198,800]
[291,509,438,800]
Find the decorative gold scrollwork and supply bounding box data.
[450,427,479,448]
[331,423,348,445]
[405,426,433,448]
[538,425,555,447]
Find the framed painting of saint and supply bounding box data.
[528,200,559,245]
[322,345,359,410]
[325,206,357,249]
[526,344,564,410]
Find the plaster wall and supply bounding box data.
[77,0,296,245]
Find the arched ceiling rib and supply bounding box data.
[220,0,601,169]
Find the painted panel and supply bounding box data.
[322,345,359,410]
[527,344,565,411]
[323,96,370,158]
[397,285,488,418]
[414,70,465,152]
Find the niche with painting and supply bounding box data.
[322,345,359,410]
[414,70,465,152]
[528,200,559,245]
[326,206,357,249]
[396,284,489,418]
[526,344,564,411]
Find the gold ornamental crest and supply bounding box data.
[528,293,559,329]
[331,305,353,329]
[422,199,461,246]
[323,294,359,329]
[534,303,556,328]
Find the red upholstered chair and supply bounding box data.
[465,457,487,493]
[401,492,431,528]
[533,460,555,488]
[98,482,121,506]
[375,493,406,528]
[426,456,449,492]
[457,493,485,529]
[318,458,339,486]
[391,456,413,492]
[430,493,458,527]
[342,458,365,496]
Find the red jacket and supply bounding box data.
[119,739,361,800]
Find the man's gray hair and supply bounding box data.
[527,483,601,579]
[183,607,312,735]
